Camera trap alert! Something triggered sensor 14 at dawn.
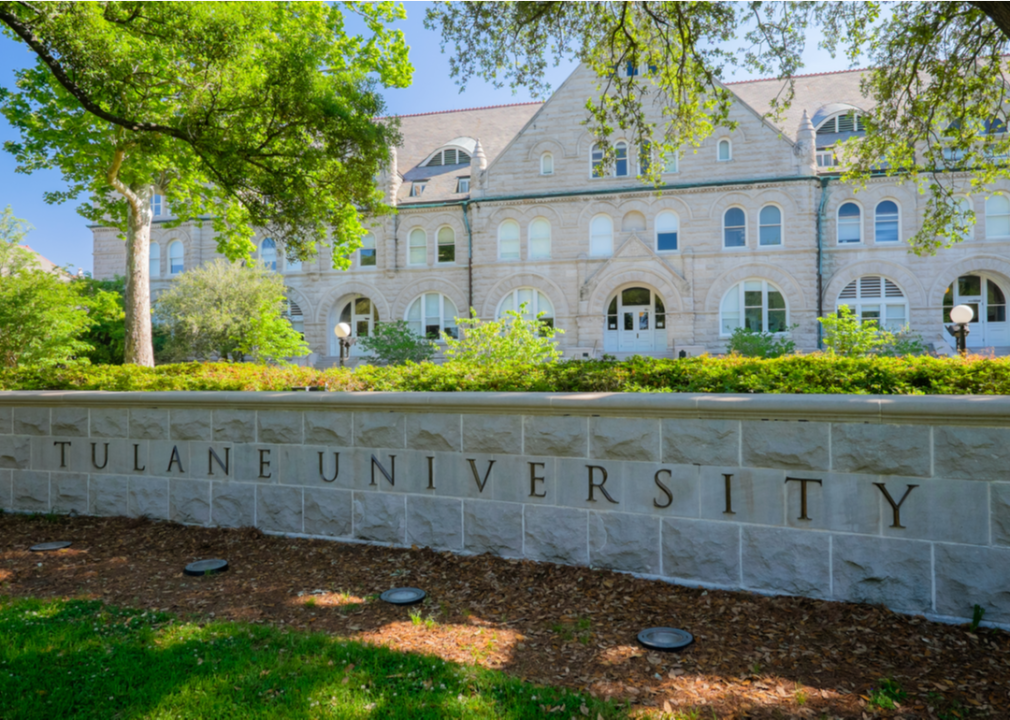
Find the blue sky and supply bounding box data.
[0,2,846,273]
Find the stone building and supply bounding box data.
[92,66,1010,363]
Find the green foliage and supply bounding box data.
[867,678,907,710]
[970,604,986,632]
[0,204,36,275]
[72,275,127,365]
[153,259,309,364]
[877,329,929,358]
[443,304,564,366]
[0,268,94,368]
[358,320,436,366]
[727,325,797,358]
[819,306,895,357]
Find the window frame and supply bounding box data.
[655,210,679,253]
[540,152,554,176]
[149,242,161,279]
[150,194,163,217]
[717,138,732,162]
[407,227,427,266]
[409,181,427,198]
[837,201,864,245]
[495,287,555,326]
[436,225,456,265]
[358,232,377,269]
[719,279,789,337]
[455,177,470,194]
[835,275,909,331]
[405,292,460,341]
[758,204,784,247]
[498,219,521,261]
[260,238,277,272]
[168,240,184,276]
[722,206,747,249]
[589,214,614,257]
[528,217,552,260]
[614,140,629,177]
[985,193,1010,239]
[873,199,901,244]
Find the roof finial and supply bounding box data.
[795,110,817,176]
[473,137,487,170]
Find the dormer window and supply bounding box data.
[410,181,427,197]
[816,112,866,136]
[456,177,470,193]
[425,147,472,167]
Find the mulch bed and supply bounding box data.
[1,513,1006,719]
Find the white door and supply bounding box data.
[604,287,665,354]
[619,306,654,351]
[944,274,1009,348]
[331,295,379,356]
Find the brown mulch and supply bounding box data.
[1,514,1007,719]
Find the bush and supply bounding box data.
[443,304,564,366]
[727,325,797,358]
[359,320,436,365]
[72,275,127,365]
[820,306,893,356]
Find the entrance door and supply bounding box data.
[620,306,653,351]
[604,287,667,353]
[943,274,1009,348]
[331,295,379,356]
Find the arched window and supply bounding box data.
[339,295,379,342]
[759,205,782,246]
[149,242,161,278]
[837,275,908,330]
[529,218,551,259]
[437,227,455,264]
[591,143,605,178]
[406,292,459,339]
[720,280,787,335]
[150,194,163,217]
[986,194,1010,238]
[286,297,305,337]
[359,232,376,267]
[497,288,555,327]
[408,228,427,265]
[723,207,746,248]
[615,141,628,177]
[498,220,520,260]
[874,200,900,243]
[168,241,184,275]
[717,139,732,161]
[656,211,679,252]
[590,214,613,257]
[285,254,302,273]
[260,238,277,271]
[541,152,554,175]
[838,202,862,244]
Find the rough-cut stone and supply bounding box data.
[234,444,279,483]
[304,411,352,446]
[354,412,405,449]
[32,436,88,472]
[352,491,405,544]
[12,470,49,512]
[407,495,462,550]
[523,415,587,458]
[406,413,461,453]
[523,505,588,565]
[590,418,660,461]
[699,466,785,526]
[303,488,352,537]
[461,414,522,454]
[589,511,659,573]
[784,472,880,535]
[661,518,740,584]
[129,408,168,440]
[0,407,11,434]
[741,421,829,471]
[51,408,89,437]
[933,426,1010,481]
[211,482,256,528]
[13,407,49,436]
[128,477,169,520]
[90,408,128,438]
[993,483,1010,547]
[170,409,211,441]
[935,543,1010,623]
[257,485,303,533]
[662,419,739,466]
[741,526,830,598]
[463,500,523,557]
[258,411,304,444]
[832,534,932,613]
[90,475,129,517]
[831,423,930,477]
[557,458,626,510]
[51,473,88,514]
[623,462,699,517]
[493,456,557,505]
[170,479,210,525]
[0,469,12,511]
[150,441,190,478]
[212,410,256,443]
[880,477,988,545]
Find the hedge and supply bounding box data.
[3,355,1010,394]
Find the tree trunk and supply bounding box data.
[123,195,155,367]
[970,2,1010,40]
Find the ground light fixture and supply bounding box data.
[183,559,229,577]
[947,303,974,355]
[379,587,426,605]
[333,321,354,367]
[30,541,72,552]
[637,627,694,652]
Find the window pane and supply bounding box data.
[656,212,678,233]
[615,142,628,176]
[767,309,787,333]
[590,216,613,256]
[744,290,763,308]
[537,292,554,318]
[500,221,520,259]
[542,154,553,174]
[409,247,426,264]
[622,287,651,305]
[438,227,454,245]
[989,304,1007,322]
[767,290,785,310]
[662,152,678,173]
[530,219,551,258]
[607,297,618,314]
[721,312,739,334]
[725,208,745,226]
[759,206,781,225]
[149,244,160,277]
[838,219,861,243]
[341,302,353,323]
[959,275,981,296]
[875,220,899,243]
[356,320,370,337]
[724,228,745,247]
[657,232,678,251]
[360,248,376,266]
[759,225,781,246]
[517,288,533,313]
[989,281,1006,304]
[718,140,730,160]
[744,307,762,331]
[355,297,371,315]
[592,144,604,177]
[839,202,861,218]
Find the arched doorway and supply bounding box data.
[943,273,1009,348]
[329,294,379,356]
[604,286,666,352]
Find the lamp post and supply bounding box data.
[946,304,974,356]
[334,322,353,367]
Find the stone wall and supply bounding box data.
[2,391,1009,627]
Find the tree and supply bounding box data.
[73,275,127,365]
[0,204,37,275]
[153,259,309,364]
[0,1,411,366]
[426,1,1010,253]
[359,321,437,366]
[442,304,564,366]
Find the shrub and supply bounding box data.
[443,304,564,366]
[72,275,127,365]
[727,325,797,358]
[359,320,436,365]
[820,306,894,357]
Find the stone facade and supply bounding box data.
[93,66,1010,360]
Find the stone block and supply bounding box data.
[211,482,256,528]
[662,419,739,466]
[170,479,211,525]
[304,411,352,446]
[150,441,190,478]
[0,469,12,511]
[832,423,930,477]
[303,487,352,537]
[461,414,522,455]
[589,511,659,574]
[100,439,149,476]
[257,484,303,533]
[624,462,699,518]
[661,518,740,585]
[557,458,625,510]
[463,500,523,557]
[429,452,499,500]
[354,412,405,449]
[832,534,932,614]
[128,476,169,520]
[90,408,128,438]
[784,472,880,535]
[170,409,211,441]
[523,415,587,458]
[186,443,236,481]
[880,478,988,546]
[0,407,11,434]
[993,483,1010,547]
[406,413,461,453]
[234,444,279,483]
[741,421,829,471]
[493,457,557,505]
[352,491,405,544]
[741,526,830,598]
[90,475,129,517]
[212,410,256,443]
[699,466,785,526]
[13,407,49,436]
[257,411,304,444]
[12,470,49,512]
[32,436,88,473]
[934,426,1010,481]
[407,495,462,550]
[51,472,88,514]
[51,408,89,438]
[935,543,1010,623]
[350,448,428,493]
[590,417,660,462]
[129,408,168,440]
[523,505,588,565]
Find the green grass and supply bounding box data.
[868,677,907,710]
[0,596,628,720]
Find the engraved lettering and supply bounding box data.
[785,477,822,521]
[318,451,339,482]
[874,482,918,529]
[467,458,495,493]
[209,447,230,476]
[370,454,395,487]
[653,469,673,509]
[529,461,546,498]
[427,456,435,489]
[53,441,71,468]
[723,473,736,515]
[167,445,185,474]
[133,443,146,472]
[587,465,618,504]
[258,448,271,479]
[91,442,109,470]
